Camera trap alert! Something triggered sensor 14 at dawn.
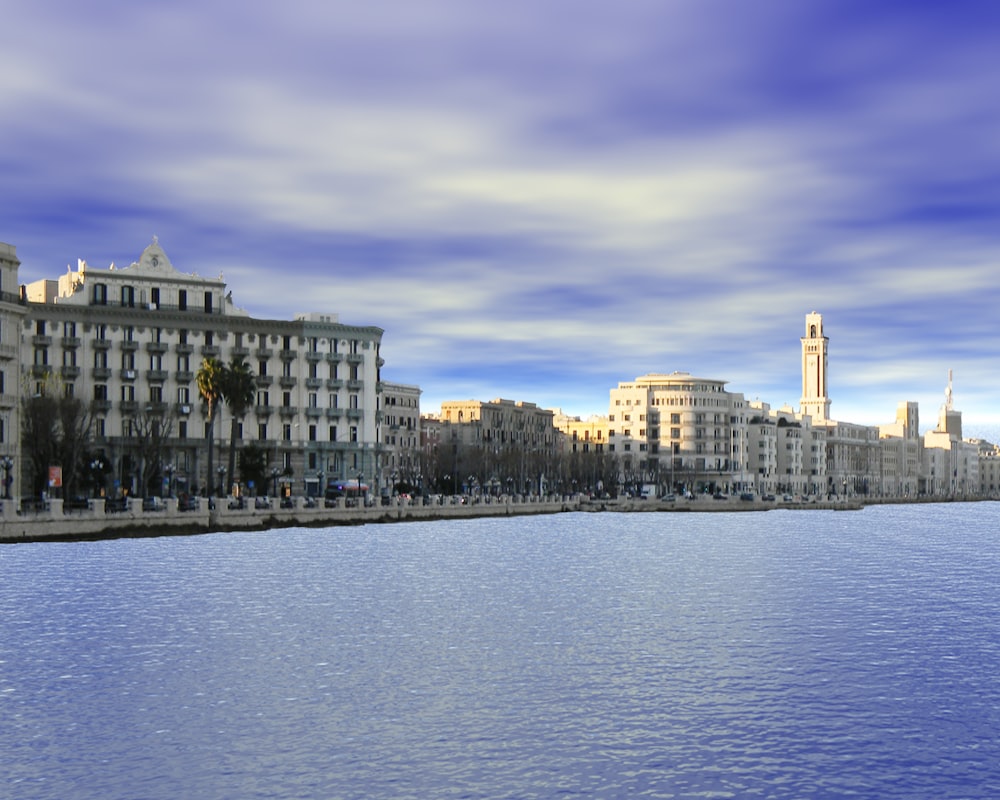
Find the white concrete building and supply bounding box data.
[21,239,388,500]
[609,372,751,495]
[0,242,27,503]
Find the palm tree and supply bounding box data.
[196,356,225,502]
[221,358,256,495]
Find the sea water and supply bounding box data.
[2,503,1000,799]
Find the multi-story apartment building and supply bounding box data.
[551,410,609,455]
[435,398,558,494]
[608,372,752,495]
[0,242,27,501]
[379,380,422,492]
[20,238,388,499]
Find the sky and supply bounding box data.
[4,0,1000,435]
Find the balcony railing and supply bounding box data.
[61,336,82,348]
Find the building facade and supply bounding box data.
[608,372,752,495]
[0,242,27,501]
[20,239,390,500]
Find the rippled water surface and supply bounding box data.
[3,504,1000,799]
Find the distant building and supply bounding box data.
[608,372,751,495]
[433,398,559,494]
[379,380,422,492]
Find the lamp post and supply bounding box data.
[217,465,227,498]
[164,463,175,498]
[89,457,105,498]
[0,456,12,500]
[318,470,325,501]
[270,467,280,498]
[357,472,364,505]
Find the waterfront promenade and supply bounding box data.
[0,492,912,543]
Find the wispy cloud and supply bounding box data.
[4,0,1000,425]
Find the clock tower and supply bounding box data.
[800,312,831,422]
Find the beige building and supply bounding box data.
[21,238,389,499]
[435,398,558,494]
[608,372,751,495]
[551,410,609,455]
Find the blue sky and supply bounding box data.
[4,0,1000,434]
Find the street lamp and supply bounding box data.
[89,458,105,498]
[357,472,364,505]
[217,465,227,497]
[0,456,12,500]
[318,470,325,500]
[270,467,280,498]
[164,463,175,498]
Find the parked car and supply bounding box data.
[64,496,91,511]
[178,495,200,511]
[228,496,246,510]
[142,496,164,511]
[739,492,755,502]
[254,496,271,510]
[661,493,677,502]
[302,496,318,508]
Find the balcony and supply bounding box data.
[30,364,50,378]
[347,380,363,390]
[176,403,192,415]
[200,345,220,357]
[146,369,169,382]
[146,401,169,415]
[61,336,82,348]
[175,370,194,383]
[175,343,194,355]
[121,340,139,351]
[93,339,112,350]
[326,407,344,419]
[91,399,112,413]
[255,405,274,416]
[347,408,363,419]
[31,334,52,347]
[59,365,81,379]
[326,379,343,389]
[279,349,296,360]
[305,350,322,362]
[305,378,322,389]
[145,341,169,354]
[120,400,139,414]
[346,353,363,364]
[256,374,274,386]
[325,352,343,363]
[232,346,250,358]
[305,406,323,418]
[255,348,273,359]
[278,405,298,417]
[120,369,137,381]
[92,367,112,380]
[279,376,296,388]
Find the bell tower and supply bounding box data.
[800,311,830,422]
